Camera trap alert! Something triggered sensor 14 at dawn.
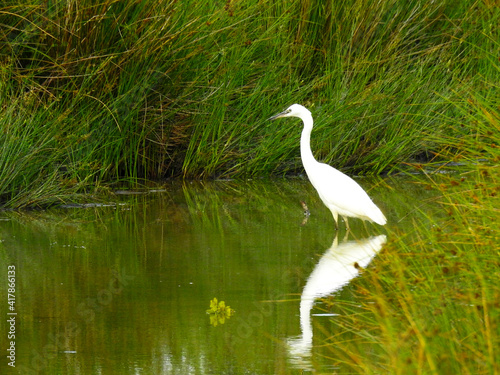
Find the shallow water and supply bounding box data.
[0,176,458,374]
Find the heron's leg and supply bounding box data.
[342,229,349,242]
[332,211,339,230]
[332,233,338,248]
[343,216,350,232]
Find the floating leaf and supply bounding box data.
[207,298,235,326]
[206,298,219,314]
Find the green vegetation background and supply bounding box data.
[1,0,498,207]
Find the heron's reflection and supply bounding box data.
[287,234,387,368]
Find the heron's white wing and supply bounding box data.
[306,163,383,221]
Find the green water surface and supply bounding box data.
[1,175,497,374]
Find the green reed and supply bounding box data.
[314,99,499,373]
[0,0,498,207]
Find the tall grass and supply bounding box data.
[312,163,499,372]
[312,74,500,373]
[0,0,498,207]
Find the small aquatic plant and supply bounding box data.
[206,298,235,327]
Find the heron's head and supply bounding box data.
[268,104,311,121]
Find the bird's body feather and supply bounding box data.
[269,103,387,229]
[306,162,386,225]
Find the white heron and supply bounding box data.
[269,104,387,229]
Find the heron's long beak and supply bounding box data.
[268,109,290,121]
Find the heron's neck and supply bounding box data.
[300,113,317,168]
